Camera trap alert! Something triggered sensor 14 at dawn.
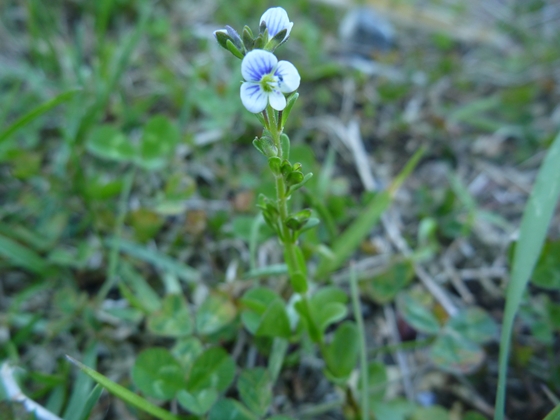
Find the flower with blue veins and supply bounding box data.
[260,7,293,44]
[240,49,300,113]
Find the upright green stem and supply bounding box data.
[265,105,308,294]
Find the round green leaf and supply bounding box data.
[447,307,497,344]
[430,332,484,373]
[131,348,185,400]
[360,361,387,400]
[172,337,203,370]
[397,293,440,335]
[187,347,235,392]
[532,240,560,289]
[196,293,237,336]
[237,368,272,417]
[208,399,257,420]
[410,406,449,420]
[147,294,193,337]
[86,125,136,163]
[177,388,218,415]
[241,288,291,338]
[365,261,414,304]
[137,115,180,171]
[324,321,359,381]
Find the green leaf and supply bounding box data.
[0,89,80,144]
[532,240,560,289]
[237,368,272,417]
[463,412,489,420]
[410,406,449,420]
[365,260,414,304]
[324,321,359,381]
[430,332,484,374]
[317,147,425,276]
[241,288,291,338]
[196,294,237,336]
[360,361,387,400]
[309,287,348,333]
[76,385,103,420]
[543,403,560,420]
[177,388,218,416]
[447,307,498,344]
[131,348,185,400]
[187,347,235,392]
[397,293,440,335]
[63,344,97,420]
[172,337,204,371]
[107,238,199,283]
[137,115,180,171]
[147,294,193,337]
[255,300,291,338]
[370,398,416,420]
[0,234,49,274]
[208,399,258,420]
[86,125,136,162]
[495,131,560,420]
[67,356,182,420]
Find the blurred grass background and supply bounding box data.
[1,0,560,419]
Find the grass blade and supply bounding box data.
[317,147,426,276]
[350,262,369,419]
[494,132,560,420]
[76,385,104,420]
[544,404,560,420]
[0,89,80,144]
[63,344,97,420]
[106,238,200,283]
[0,234,49,274]
[66,356,183,420]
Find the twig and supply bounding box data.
[384,304,415,401]
[382,211,460,317]
[0,362,63,420]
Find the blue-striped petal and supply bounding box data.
[275,60,300,93]
[240,82,268,113]
[260,7,293,40]
[241,50,278,82]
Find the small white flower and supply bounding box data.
[240,50,300,114]
[260,7,293,42]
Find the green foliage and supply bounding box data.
[241,288,291,338]
[495,131,560,420]
[147,294,193,337]
[131,348,184,400]
[238,368,272,417]
[2,2,559,420]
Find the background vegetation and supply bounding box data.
[1,0,559,419]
